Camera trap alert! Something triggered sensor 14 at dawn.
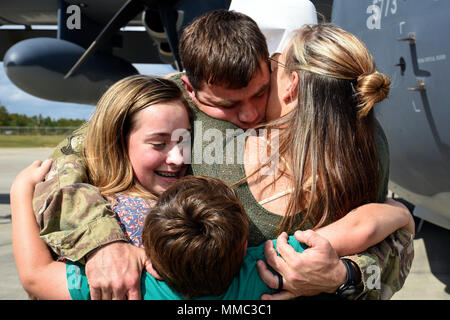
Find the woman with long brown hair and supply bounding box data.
[213,24,413,299]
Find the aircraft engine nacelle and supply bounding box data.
[3,37,138,105]
[143,8,184,68]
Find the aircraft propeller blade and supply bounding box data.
[158,3,183,71]
[64,0,145,79]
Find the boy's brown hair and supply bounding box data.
[142,175,249,298]
[179,9,269,90]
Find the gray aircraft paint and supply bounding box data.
[332,0,450,229]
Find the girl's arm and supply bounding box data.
[316,199,415,257]
[11,160,71,300]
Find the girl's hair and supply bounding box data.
[264,24,391,233]
[83,75,191,200]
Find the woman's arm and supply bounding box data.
[316,199,415,257]
[11,160,71,300]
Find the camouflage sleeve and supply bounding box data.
[345,229,414,300]
[50,123,87,158]
[342,122,414,299]
[32,127,128,263]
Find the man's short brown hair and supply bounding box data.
[179,10,269,90]
[142,176,249,298]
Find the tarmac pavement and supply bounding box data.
[0,148,53,300]
[0,147,449,300]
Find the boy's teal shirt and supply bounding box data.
[67,235,307,300]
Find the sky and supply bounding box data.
[0,62,176,120]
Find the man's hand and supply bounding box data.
[85,241,159,300]
[256,230,347,300]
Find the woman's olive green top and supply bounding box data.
[208,121,389,247]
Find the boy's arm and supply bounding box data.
[316,199,415,257]
[11,160,71,300]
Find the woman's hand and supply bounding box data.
[85,241,161,300]
[257,230,347,300]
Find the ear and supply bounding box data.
[281,72,299,104]
[181,75,195,100]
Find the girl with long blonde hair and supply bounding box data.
[83,75,192,202]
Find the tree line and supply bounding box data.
[0,105,85,127]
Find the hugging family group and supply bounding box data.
[11,0,414,301]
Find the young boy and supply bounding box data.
[11,160,414,300]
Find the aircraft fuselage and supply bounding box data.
[333,0,450,229]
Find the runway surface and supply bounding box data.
[0,148,449,300]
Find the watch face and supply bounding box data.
[342,286,356,297]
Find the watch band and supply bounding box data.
[348,259,362,284]
[335,258,357,297]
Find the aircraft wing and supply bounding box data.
[1,0,231,105]
[0,0,158,61]
[0,28,163,64]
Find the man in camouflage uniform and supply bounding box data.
[32,10,414,300]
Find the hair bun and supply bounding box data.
[356,71,391,117]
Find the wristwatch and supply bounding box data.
[335,258,358,298]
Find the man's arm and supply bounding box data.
[315,199,415,299]
[343,229,414,299]
[32,131,150,300]
[258,203,414,300]
[33,134,129,261]
[342,121,414,299]
[257,122,414,300]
